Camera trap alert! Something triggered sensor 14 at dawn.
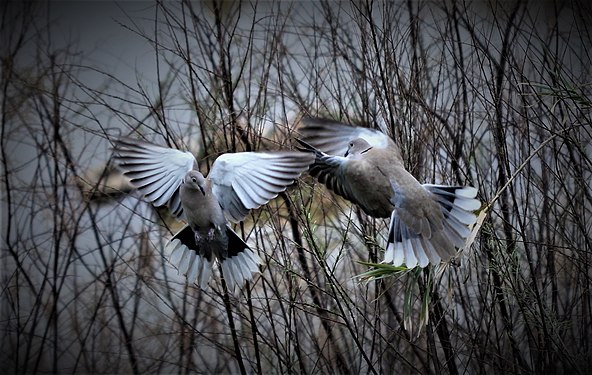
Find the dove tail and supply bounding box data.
[166,224,261,289]
[219,226,262,290]
[383,185,480,268]
[167,225,214,288]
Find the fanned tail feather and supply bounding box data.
[219,226,262,291]
[165,224,261,290]
[384,185,481,268]
[167,238,213,287]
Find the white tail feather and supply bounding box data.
[384,185,481,268]
[164,225,262,290]
[165,238,214,288]
[420,237,442,265]
[411,236,430,268]
[220,249,262,291]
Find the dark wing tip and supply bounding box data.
[293,138,317,153]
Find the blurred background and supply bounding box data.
[1,1,591,373]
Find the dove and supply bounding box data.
[113,138,314,289]
[296,117,481,268]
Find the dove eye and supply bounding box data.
[191,177,197,183]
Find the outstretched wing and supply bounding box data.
[295,139,362,207]
[113,138,196,216]
[208,151,314,222]
[297,116,395,157]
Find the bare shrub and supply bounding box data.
[2,1,590,374]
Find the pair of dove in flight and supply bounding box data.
[113,117,480,290]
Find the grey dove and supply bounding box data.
[113,138,314,289]
[296,117,481,268]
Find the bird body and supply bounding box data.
[297,117,480,268]
[341,152,396,218]
[179,170,229,260]
[180,171,225,233]
[114,138,314,289]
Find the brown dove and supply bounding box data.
[113,138,314,289]
[296,117,480,268]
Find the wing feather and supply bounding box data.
[113,138,196,216]
[295,139,363,207]
[209,151,314,222]
[297,116,395,156]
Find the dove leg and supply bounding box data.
[194,231,203,243]
[207,227,216,241]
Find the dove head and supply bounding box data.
[344,138,373,157]
[183,170,207,195]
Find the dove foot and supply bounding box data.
[207,227,216,241]
[194,232,203,243]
